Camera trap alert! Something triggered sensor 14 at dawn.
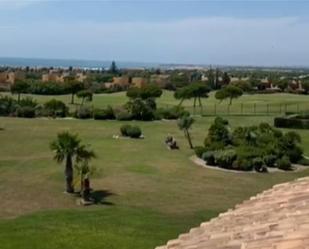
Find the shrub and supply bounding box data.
[263,155,277,167]
[16,106,36,118]
[286,146,303,163]
[155,106,188,120]
[76,107,93,119]
[127,126,142,138]
[202,151,216,166]
[277,156,292,171]
[18,97,38,108]
[274,116,309,129]
[120,124,142,138]
[214,149,237,169]
[232,158,253,171]
[115,109,133,121]
[125,98,155,121]
[298,158,309,166]
[194,146,207,158]
[43,99,68,118]
[205,117,231,148]
[252,157,266,172]
[120,124,131,136]
[93,106,115,120]
[0,95,18,116]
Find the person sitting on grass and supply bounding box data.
[165,135,179,150]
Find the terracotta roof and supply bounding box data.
[156,177,309,249]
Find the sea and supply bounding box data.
[0,57,159,69]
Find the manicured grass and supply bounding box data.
[0,116,309,248]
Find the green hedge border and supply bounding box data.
[274,114,309,129]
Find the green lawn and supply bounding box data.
[4,90,309,115]
[0,115,309,249]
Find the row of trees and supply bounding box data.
[173,82,244,109]
[11,78,90,105]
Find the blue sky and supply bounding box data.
[0,0,308,66]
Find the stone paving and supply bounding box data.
[156,177,309,249]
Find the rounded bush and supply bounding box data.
[194,146,207,158]
[202,151,216,166]
[115,109,133,121]
[252,157,266,172]
[127,126,142,138]
[214,149,237,169]
[76,107,93,119]
[16,106,36,118]
[120,124,131,137]
[277,156,292,171]
[286,146,303,163]
[94,106,115,120]
[263,155,277,167]
[232,158,253,171]
[43,99,68,118]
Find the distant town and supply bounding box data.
[0,60,309,95]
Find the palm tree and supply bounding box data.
[50,132,82,193]
[177,115,195,149]
[75,145,96,200]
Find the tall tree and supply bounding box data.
[109,61,118,74]
[214,68,220,89]
[77,90,93,107]
[65,77,84,104]
[215,85,243,105]
[177,114,194,149]
[222,72,231,86]
[50,132,84,193]
[10,80,29,103]
[275,78,289,91]
[207,68,215,89]
[174,83,210,109]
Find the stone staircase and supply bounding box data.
[156,177,309,249]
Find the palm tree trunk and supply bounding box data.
[184,129,193,149]
[65,155,74,193]
[229,97,232,105]
[193,98,197,109]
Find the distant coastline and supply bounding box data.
[0,57,308,71]
[0,57,159,69]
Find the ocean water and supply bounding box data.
[0,57,159,69]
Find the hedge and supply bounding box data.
[274,115,309,129]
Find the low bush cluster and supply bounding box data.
[195,117,305,172]
[120,124,142,138]
[155,106,189,120]
[0,95,69,119]
[0,93,187,123]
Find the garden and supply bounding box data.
[194,117,308,172]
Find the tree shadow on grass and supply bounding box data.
[90,190,115,205]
